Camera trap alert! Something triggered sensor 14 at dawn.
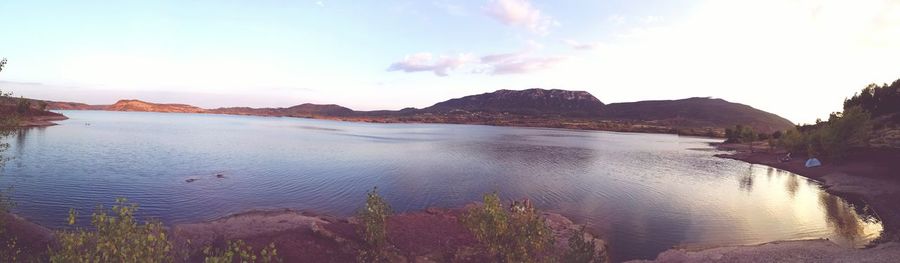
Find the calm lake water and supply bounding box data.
[0,110,883,261]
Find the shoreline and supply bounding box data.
[635,143,900,262]
[56,108,725,138]
[2,205,606,262]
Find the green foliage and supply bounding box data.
[357,187,392,263]
[563,226,605,263]
[202,240,280,263]
[49,198,173,263]
[820,106,872,160]
[844,80,900,118]
[778,106,872,161]
[725,125,757,144]
[0,58,6,73]
[462,193,554,263]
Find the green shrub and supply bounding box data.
[49,198,173,263]
[563,226,606,263]
[14,98,29,115]
[202,240,280,263]
[462,193,554,263]
[357,187,392,262]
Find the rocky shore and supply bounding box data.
[1,205,604,262]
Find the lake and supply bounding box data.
[0,110,883,261]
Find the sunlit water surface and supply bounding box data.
[0,111,882,261]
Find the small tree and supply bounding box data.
[739,126,757,152]
[563,226,606,263]
[357,187,392,262]
[462,193,553,262]
[0,58,6,73]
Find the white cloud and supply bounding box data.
[488,56,565,75]
[607,14,626,25]
[640,15,663,24]
[563,39,600,50]
[485,0,557,34]
[387,53,477,77]
[388,43,562,77]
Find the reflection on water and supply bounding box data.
[0,111,884,261]
[819,191,882,245]
[739,165,754,192]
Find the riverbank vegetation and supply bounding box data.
[725,79,900,162]
[778,79,899,161]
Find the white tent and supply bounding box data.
[805,158,822,168]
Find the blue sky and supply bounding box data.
[1,0,898,124]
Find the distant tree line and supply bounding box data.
[843,80,900,119]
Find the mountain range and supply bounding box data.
[47,88,794,136]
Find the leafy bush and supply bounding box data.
[563,226,606,263]
[202,240,280,263]
[49,198,173,263]
[357,187,392,262]
[462,192,554,263]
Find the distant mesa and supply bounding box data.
[421,89,605,117]
[46,88,795,136]
[107,99,205,113]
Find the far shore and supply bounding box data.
[52,108,727,138]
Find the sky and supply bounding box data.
[0,0,898,124]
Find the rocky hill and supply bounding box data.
[601,97,795,134]
[421,89,604,117]
[209,104,353,118]
[106,100,205,113]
